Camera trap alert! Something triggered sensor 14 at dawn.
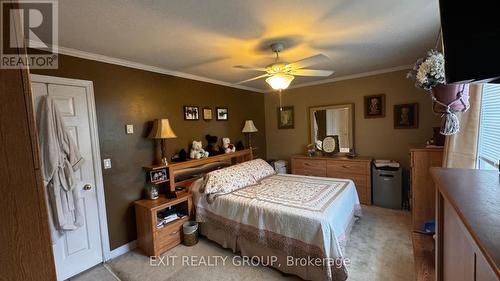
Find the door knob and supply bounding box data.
[83,184,92,191]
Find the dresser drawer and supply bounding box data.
[292,159,327,177]
[154,218,186,253]
[327,160,368,176]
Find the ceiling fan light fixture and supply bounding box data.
[265,74,294,90]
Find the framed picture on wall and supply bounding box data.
[184,106,199,120]
[277,106,294,129]
[216,107,228,121]
[202,107,212,121]
[364,94,385,118]
[394,103,419,129]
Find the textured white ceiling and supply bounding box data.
[57,0,440,91]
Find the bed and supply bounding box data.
[190,159,361,281]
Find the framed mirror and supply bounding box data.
[309,104,354,153]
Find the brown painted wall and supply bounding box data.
[264,70,441,168]
[32,54,266,249]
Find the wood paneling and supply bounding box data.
[0,2,56,279]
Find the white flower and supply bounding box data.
[407,50,445,90]
[416,61,429,84]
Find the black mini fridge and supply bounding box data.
[372,164,402,209]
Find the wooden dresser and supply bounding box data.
[431,168,500,281]
[290,155,372,205]
[410,147,444,230]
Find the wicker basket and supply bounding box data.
[183,221,199,246]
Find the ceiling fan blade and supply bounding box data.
[233,65,268,72]
[286,54,330,70]
[235,73,270,84]
[290,69,334,77]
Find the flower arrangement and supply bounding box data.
[407,50,445,91]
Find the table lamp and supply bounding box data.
[241,120,258,148]
[148,118,177,165]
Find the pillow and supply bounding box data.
[237,158,276,181]
[203,164,257,196]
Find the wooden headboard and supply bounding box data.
[166,149,254,192]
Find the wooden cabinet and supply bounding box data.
[410,147,443,231]
[135,193,193,256]
[432,168,499,281]
[291,155,372,205]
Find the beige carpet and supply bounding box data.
[81,206,414,281]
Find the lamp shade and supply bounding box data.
[242,120,258,133]
[265,74,294,90]
[148,118,177,139]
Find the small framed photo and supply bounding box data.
[364,94,385,118]
[149,168,167,183]
[202,107,212,121]
[394,103,419,129]
[184,106,199,120]
[216,107,228,121]
[277,106,294,129]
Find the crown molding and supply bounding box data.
[33,41,411,94]
[51,44,267,93]
[269,65,412,93]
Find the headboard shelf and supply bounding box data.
[165,148,254,192]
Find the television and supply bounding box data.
[439,0,500,83]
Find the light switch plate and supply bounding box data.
[126,124,134,134]
[103,158,112,169]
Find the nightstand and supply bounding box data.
[134,192,192,256]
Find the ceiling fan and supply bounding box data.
[234,42,334,90]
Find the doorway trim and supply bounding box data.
[30,74,112,261]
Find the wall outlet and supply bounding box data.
[103,158,112,169]
[126,124,134,134]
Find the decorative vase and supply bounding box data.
[430,84,470,135]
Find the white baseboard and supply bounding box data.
[107,240,137,261]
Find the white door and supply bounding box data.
[31,76,106,280]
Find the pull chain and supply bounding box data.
[435,28,442,51]
[279,89,283,110]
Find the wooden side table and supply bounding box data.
[134,192,192,256]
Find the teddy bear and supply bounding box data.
[222,137,235,154]
[190,140,209,159]
[205,134,222,155]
